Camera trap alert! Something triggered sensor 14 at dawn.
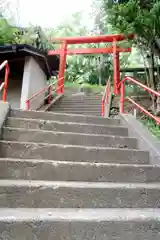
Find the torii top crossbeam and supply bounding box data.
[50,34,134,44]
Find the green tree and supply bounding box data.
[0,17,18,44]
[101,0,160,114]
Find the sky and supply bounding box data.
[7,0,93,28]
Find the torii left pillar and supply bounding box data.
[57,41,67,94]
[113,40,120,95]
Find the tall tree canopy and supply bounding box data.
[103,0,160,56]
[101,0,160,112]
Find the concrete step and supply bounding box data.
[57,101,101,105]
[62,96,102,100]
[10,109,120,125]
[2,127,137,149]
[55,102,101,105]
[59,97,102,100]
[51,106,101,110]
[0,180,159,207]
[50,109,101,112]
[50,108,101,112]
[0,140,149,164]
[52,102,102,108]
[50,109,101,113]
[6,118,127,136]
[50,111,101,116]
[51,109,101,112]
[0,158,159,182]
[56,101,102,104]
[56,101,102,105]
[1,208,160,240]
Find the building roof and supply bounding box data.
[0,44,59,79]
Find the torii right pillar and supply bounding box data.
[113,40,120,95]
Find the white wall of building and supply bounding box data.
[20,56,47,110]
[0,77,22,109]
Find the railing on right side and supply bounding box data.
[0,60,10,102]
[101,76,111,117]
[120,76,160,125]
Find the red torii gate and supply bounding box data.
[48,34,134,95]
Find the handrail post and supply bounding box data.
[61,77,64,94]
[120,80,125,113]
[106,81,110,104]
[2,63,9,102]
[48,85,51,104]
[101,99,104,117]
[26,100,30,110]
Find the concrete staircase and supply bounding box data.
[0,108,160,239]
[49,94,102,116]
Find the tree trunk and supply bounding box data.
[148,49,160,115]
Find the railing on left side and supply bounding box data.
[26,78,64,110]
[101,76,111,117]
[120,76,160,125]
[0,60,10,102]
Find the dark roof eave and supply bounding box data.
[0,44,55,78]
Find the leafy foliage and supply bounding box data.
[103,0,160,55]
[14,25,50,51]
[101,0,160,114]
[46,12,113,85]
[0,17,18,44]
[0,5,50,51]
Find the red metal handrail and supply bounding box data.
[25,78,64,110]
[0,60,10,102]
[120,76,160,125]
[101,76,111,117]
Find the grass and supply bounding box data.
[63,81,144,96]
[64,81,80,88]
[64,81,105,94]
[140,116,160,139]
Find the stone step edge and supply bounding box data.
[0,140,144,153]
[0,179,160,189]
[51,110,102,112]
[53,101,102,103]
[51,109,101,110]
[10,109,115,119]
[3,126,135,140]
[0,158,158,168]
[51,109,101,111]
[6,117,123,129]
[0,208,160,222]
